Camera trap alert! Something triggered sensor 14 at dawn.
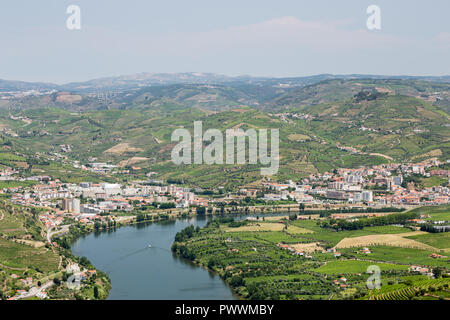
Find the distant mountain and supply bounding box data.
[61,72,256,92]
[2,73,450,93]
[60,73,450,93]
[0,79,59,92]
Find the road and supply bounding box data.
[46,224,71,243]
[15,281,54,300]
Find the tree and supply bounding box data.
[299,203,305,213]
[433,267,443,279]
[229,275,244,288]
[208,257,220,269]
[79,256,91,267]
[94,286,99,299]
[196,206,206,216]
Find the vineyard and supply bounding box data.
[367,278,450,300]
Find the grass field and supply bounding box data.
[409,205,450,221]
[286,225,314,235]
[315,260,408,274]
[406,232,450,250]
[0,180,37,190]
[421,176,448,188]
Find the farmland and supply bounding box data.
[406,233,450,251]
[0,238,59,272]
[340,246,449,267]
[172,210,450,300]
[334,232,436,251]
[316,260,409,274]
[0,200,111,300]
[224,222,284,233]
[367,277,450,300]
[410,205,450,221]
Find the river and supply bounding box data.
[70,216,237,300]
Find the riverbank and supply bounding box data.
[62,205,412,300]
[63,209,291,299]
[170,210,450,300]
[70,215,241,299]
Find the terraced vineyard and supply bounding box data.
[367,278,450,300]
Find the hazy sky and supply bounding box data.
[0,0,449,83]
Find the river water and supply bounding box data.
[70,216,237,300]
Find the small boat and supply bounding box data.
[148,244,152,248]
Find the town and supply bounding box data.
[1,156,448,240]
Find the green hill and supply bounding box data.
[0,79,448,188]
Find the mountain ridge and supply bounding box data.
[2,73,450,93]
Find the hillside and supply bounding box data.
[0,78,448,189]
[283,93,450,162]
[269,79,450,112]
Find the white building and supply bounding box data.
[362,191,373,202]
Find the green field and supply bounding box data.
[0,180,37,190]
[290,220,413,246]
[340,245,449,267]
[407,232,450,250]
[171,212,450,300]
[409,205,450,221]
[421,176,448,188]
[315,260,408,274]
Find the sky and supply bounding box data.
[0,0,449,83]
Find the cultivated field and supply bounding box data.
[0,238,59,272]
[286,225,314,235]
[290,242,324,253]
[224,223,284,233]
[334,232,438,251]
[316,260,408,274]
[288,133,311,141]
[117,157,150,167]
[104,143,144,155]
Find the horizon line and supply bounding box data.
[2,72,450,87]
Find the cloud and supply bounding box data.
[106,16,405,56]
[0,16,420,58]
[1,16,448,82]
